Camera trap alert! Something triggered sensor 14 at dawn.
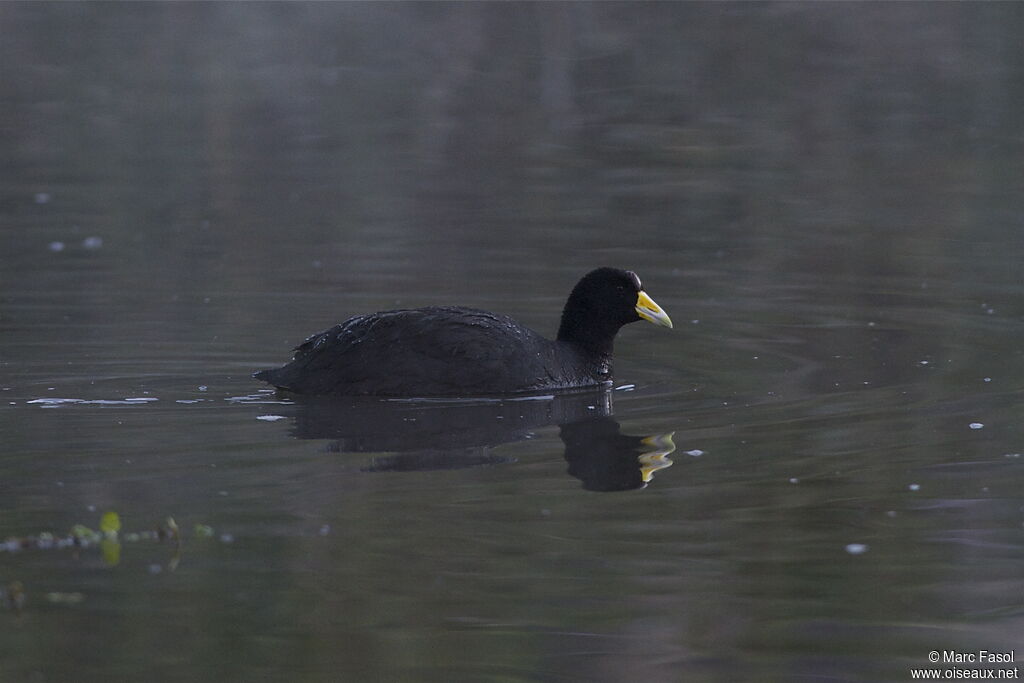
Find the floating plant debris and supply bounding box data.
[0,512,208,558]
[0,513,230,614]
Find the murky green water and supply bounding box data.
[2,4,1023,682]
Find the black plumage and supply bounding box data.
[254,267,672,396]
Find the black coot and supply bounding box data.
[254,267,672,396]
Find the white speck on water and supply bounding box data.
[218,490,229,496]
[867,321,877,327]
[198,385,208,392]
[1004,453,1021,459]
[685,449,704,457]
[34,192,51,204]
[690,319,700,325]
[614,384,636,391]
[908,483,921,491]
[845,543,869,555]
[48,241,65,252]
[918,360,929,366]
[886,510,898,518]
[969,422,984,430]
[257,415,286,422]
[86,505,96,512]
[81,236,103,250]
[788,477,799,484]
[318,524,331,536]
[219,533,234,544]
[27,397,157,407]
[983,377,992,383]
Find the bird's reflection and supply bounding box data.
[560,418,675,491]
[272,388,675,490]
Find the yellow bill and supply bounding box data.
[635,290,673,329]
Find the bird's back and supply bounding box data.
[255,306,601,396]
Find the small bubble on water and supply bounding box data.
[685,449,704,457]
[983,377,992,383]
[256,415,286,422]
[48,241,65,252]
[788,477,799,484]
[81,236,103,250]
[908,483,921,491]
[845,543,869,555]
[969,422,984,430]
[318,524,331,536]
[219,533,235,544]
[34,192,51,204]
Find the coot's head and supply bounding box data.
[557,268,672,352]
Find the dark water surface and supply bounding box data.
[3,4,1024,682]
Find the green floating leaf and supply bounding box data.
[193,524,214,539]
[45,592,85,605]
[70,525,99,543]
[100,511,121,535]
